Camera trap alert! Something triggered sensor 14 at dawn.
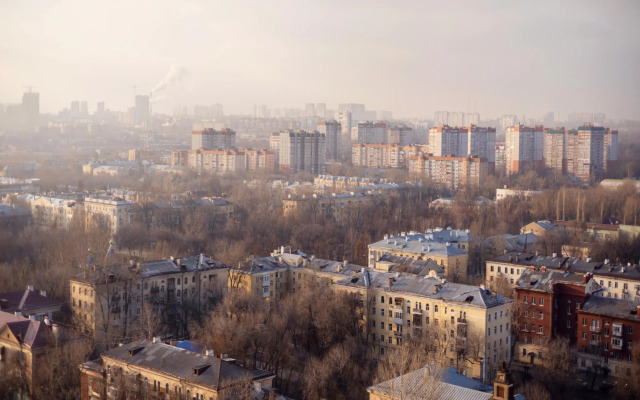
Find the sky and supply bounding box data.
[1,0,639,120]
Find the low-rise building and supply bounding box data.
[495,187,542,201]
[576,296,640,378]
[84,196,137,235]
[368,230,471,282]
[486,252,640,300]
[513,269,602,365]
[22,195,78,229]
[0,286,63,322]
[282,191,388,220]
[335,270,512,380]
[70,255,229,345]
[79,338,275,400]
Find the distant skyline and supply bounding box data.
[1,0,639,120]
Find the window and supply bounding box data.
[489,313,492,321]
[530,323,535,331]
[435,305,438,312]
[380,348,384,356]
[524,310,528,317]
[177,290,181,297]
[488,329,491,336]
[425,304,430,311]
[389,297,392,305]
[166,383,169,393]
[531,297,536,305]
[538,312,543,319]
[491,265,494,272]
[582,332,587,340]
[192,276,196,283]
[381,296,385,303]
[381,309,384,316]
[567,307,571,315]
[494,327,497,334]
[539,298,544,306]
[523,295,528,304]
[388,310,392,317]
[628,326,633,334]
[538,325,543,333]
[500,311,503,318]
[567,320,571,328]
[380,335,384,342]
[582,317,587,326]
[522,348,527,356]
[388,323,392,331]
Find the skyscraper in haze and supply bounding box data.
[80,101,88,117]
[135,95,150,126]
[21,91,39,128]
[316,103,326,118]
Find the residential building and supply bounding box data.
[22,195,78,229]
[69,255,229,344]
[0,203,31,230]
[494,142,506,175]
[543,128,566,173]
[513,269,602,365]
[191,128,236,150]
[576,296,640,377]
[505,125,544,175]
[368,230,471,281]
[603,128,619,172]
[495,187,541,201]
[171,150,189,167]
[335,111,352,141]
[367,366,494,400]
[0,286,63,322]
[84,196,137,235]
[386,125,413,146]
[338,103,366,123]
[566,124,606,183]
[278,130,326,174]
[21,91,39,128]
[352,144,430,169]
[354,121,387,144]
[134,95,149,126]
[520,220,555,236]
[335,270,512,380]
[428,125,467,157]
[0,311,80,394]
[486,252,640,300]
[79,338,275,400]
[188,148,247,173]
[317,120,341,161]
[244,149,276,170]
[282,191,388,220]
[408,154,488,189]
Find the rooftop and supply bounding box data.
[367,366,492,400]
[0,287,63,314]
[102,339,274,389]
[71,255,228,284]
[369,229,470,257]
[336,270,509,309]
[580,296,640,322]
[515,268,602,294]
[490,252,640,281]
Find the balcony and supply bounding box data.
[393,317,404,325]
[611,339,623,350]
[457,318,467,324]
[394,331,403,337]
[411,308,422,315]
[589,326,600,332]
[590,340,598,346]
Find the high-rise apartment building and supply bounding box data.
[505,125,544,175]
[191,128,236,150]
[495,142,506,175]
[21,91,39,128]
[335,111,352,140]
[569,125,606,183]
[354,121,387,144]
[543,128,566,174]
[80,100,88,117]
[386,125,413,146]
[278,130,326,174]
[428,125,467,157]
[316,103,326,118]
[135,95,150,126]
[408,154,488,189]
[352,144,429,169]
[317,120,341,161]
[304,103,316,118]
[603,128,619,172]
[338,103,366,122]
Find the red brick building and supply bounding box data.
[576,296,640,377]
[514,268,602,364]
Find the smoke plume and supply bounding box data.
[151,64,189,94]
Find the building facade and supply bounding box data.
[505,125,544,175]
[317,120,342,161]
[191,128,236,151]
[278,130,326,174]
[408,155,488,189]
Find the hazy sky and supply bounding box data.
[1,0,639,120]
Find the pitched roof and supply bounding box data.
[580,296,640,322]
[367,366,492,400]
[102,339,274,389]
[336,270,509,309]
[0,288,64,314]
[515,268,602,294]
[0,311,55,348]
